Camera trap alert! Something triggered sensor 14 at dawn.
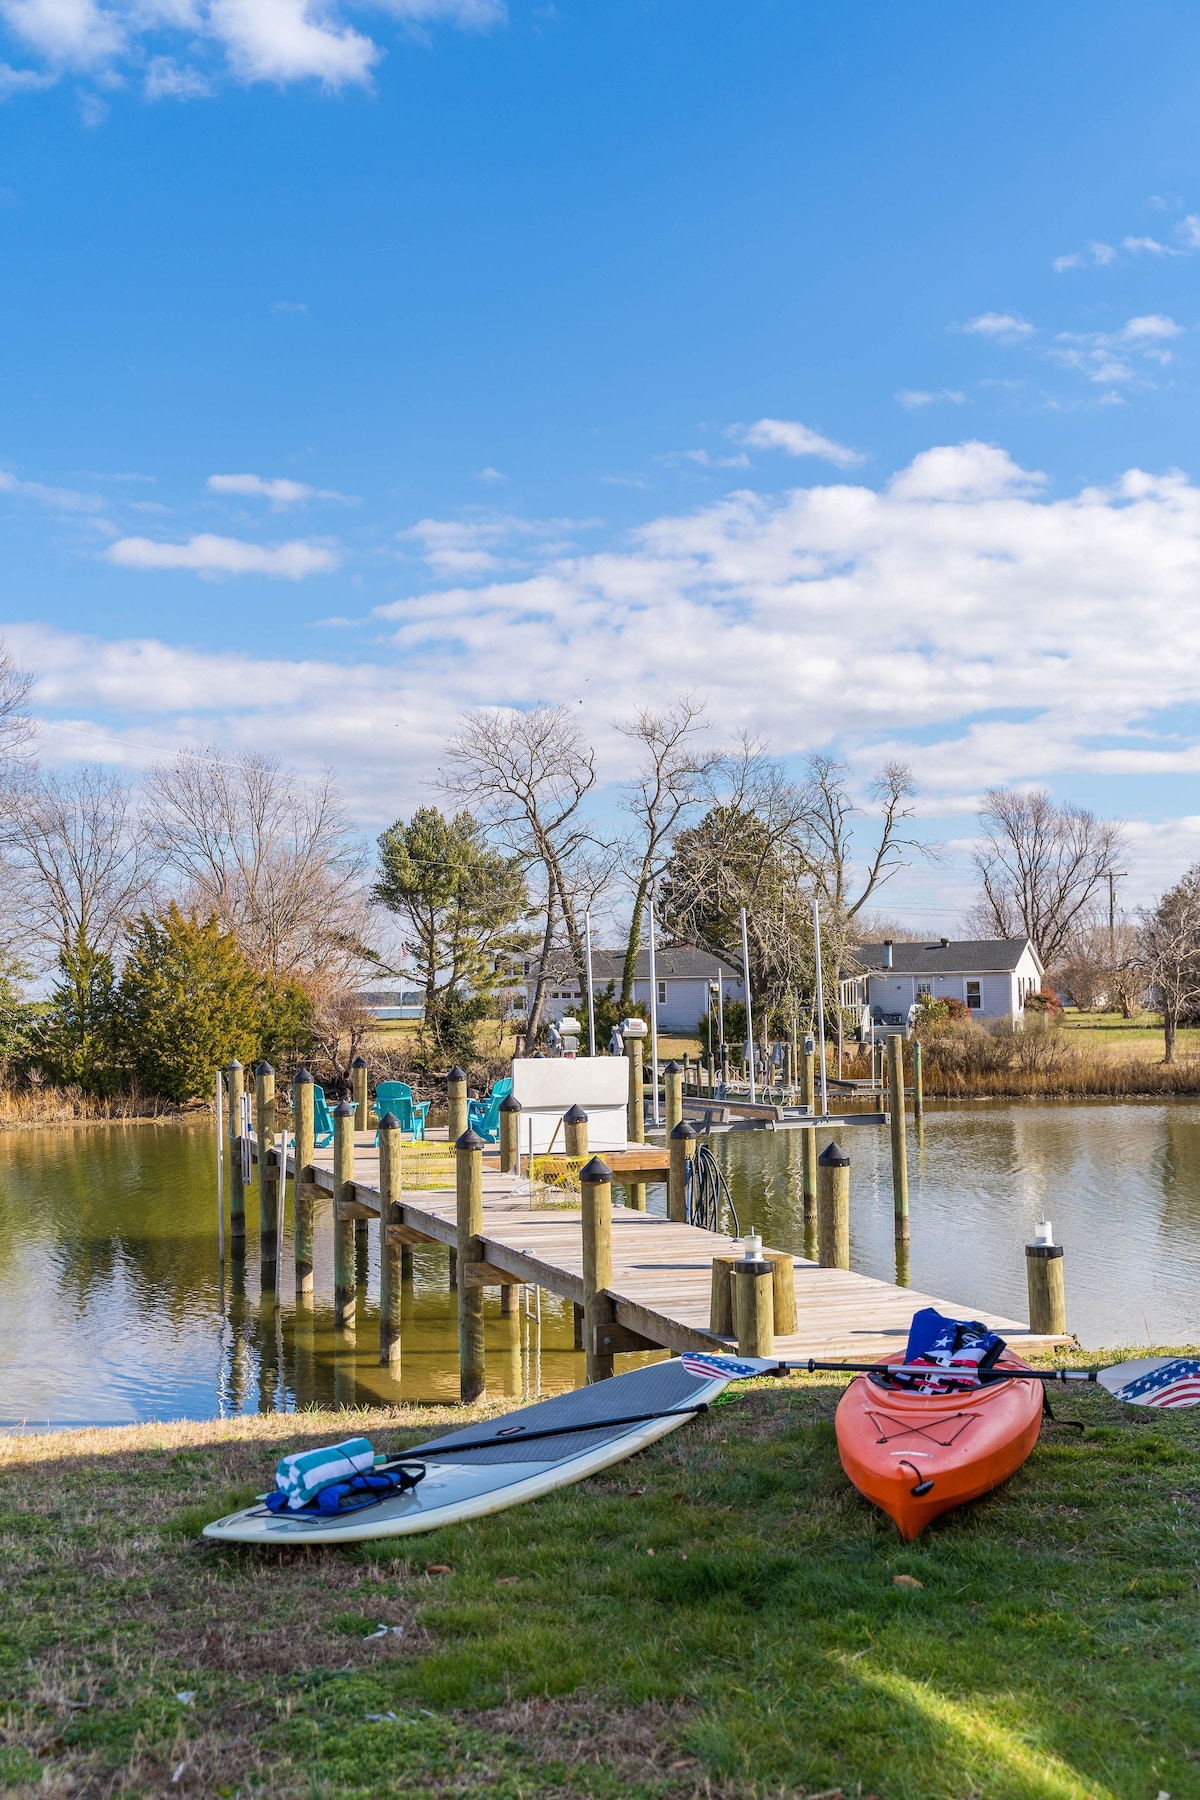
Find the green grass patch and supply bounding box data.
[2,1354,1200,1795]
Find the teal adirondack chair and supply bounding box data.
[467,1077,512,1144]
[373,1080,429,1143]
[312,1083,336,1148]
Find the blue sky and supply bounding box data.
[4,0,1200,923]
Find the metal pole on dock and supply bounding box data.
[584,906,597,1056]
[255,1062,276,1285]
[626,1030,646,1211]
[563,1104,589,1159]
[801,1034,817,1244]
[817,1141,850,1270]
[292,1068,315,1300]
[912,1040,924,1122]
[215,1070,225,1266]
[740,906,756,1104]
[581,1156,615,1382]
[456,1128,486,1402]
[664,1061,683,1136]
[648,900,661,1125]
[378,1110,403,1367]
[332,1101,356,1330]
[274,1125,288,1303]
[447,1066,468,1142]
[499,1093,522,1173]
[226,1059,245,1244]
[810,897,829,1117]
[667,1120,695,1223]
[887,1034,910,1243]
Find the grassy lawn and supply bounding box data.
[3,1350,1199,1799]
[1058,1012,1198,1058]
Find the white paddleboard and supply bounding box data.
[202,1356,738,1545]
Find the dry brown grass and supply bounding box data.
[0,1085,188,1130]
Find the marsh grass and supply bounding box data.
[2,1351,1199,1797]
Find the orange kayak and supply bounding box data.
[835,1354,1044,1540]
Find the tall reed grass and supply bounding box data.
[911,1018,1197,1099]
[0,1084,182,1127]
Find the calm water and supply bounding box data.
[1,1103,1198,1425]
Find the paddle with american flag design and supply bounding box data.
[680,1351,1200,1407]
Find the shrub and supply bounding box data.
[117,905,263,1102]
[1024,987,1063,1015]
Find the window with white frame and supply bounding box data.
[657,981,667,1004]
[966,980,981,1009]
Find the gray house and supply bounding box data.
[526,947,745,1033]
[852,937,1044,1028]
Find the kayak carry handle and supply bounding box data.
[897,1459,934,1497]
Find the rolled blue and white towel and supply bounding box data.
[274,1437,376,1510]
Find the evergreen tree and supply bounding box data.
[38,930,119,1094]
[118,905,262,1101]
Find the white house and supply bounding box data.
[525,947,745,1034]
[852,937,1044,1029]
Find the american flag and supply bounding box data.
[681,1353,769,1382]
[1113,1359,1200,1408]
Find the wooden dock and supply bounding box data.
[292,1131,1064,1364]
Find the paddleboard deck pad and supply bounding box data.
[202,1358,735,1545]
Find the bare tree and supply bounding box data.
[143,748,369,986]
[441,705,600,1040]
[615,694,717,1009]
[804,754,939,918]
[968,788,1125,969]
[0,642,34,773]
[7,764,156,963]
[1057,919,1143,1017]
[1141,868,1200,1063]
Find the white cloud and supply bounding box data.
[895,388,966,410]
[730,418,864,467]
[207,0,378,86]
[0,467,104,511]
[0,58,56,93]
[1123,313,1183,342]
[1051,314,1185,384]
[397,512,586,575]
[1122,235,1175,257]
[77,84,107,122]
[959,312,1035,339]
[474,466,505,483]
[207,471,354,505]
[105,532,338,576]
[668,447,750,469]
[144,54,211,96]
[0,0,124,65]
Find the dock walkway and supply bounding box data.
[300,1133,1062,1362]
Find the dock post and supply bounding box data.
[226,1059,245,1243]
[887,1035,910,1243]
[801,1038,818,1244]
[1026,1228,1067,1336]
[765,1251,798,1335]
[456,1128,486,1402]
[817,1141,850,1270]
[706,1056,715,1098]
[351,1054,368,1120]
[626,1039,646,1210]
[447,1066,469,1142]
[664,1061,683,1136]
[563,1103,589,1159]
[733,1244,774,1356]
[667,1120,696,1223]
[255,1062,277,1283]
[912,1040,924,1122]
[378,1110,403,1367]
[580,1156,615,1382]
[709,1249,737,1336]
[499,1094,522,1173]
[292,1067,316,1299]
[333,1101,356,1329]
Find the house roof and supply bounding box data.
[530,947,743,984]
[851,937,1042,977]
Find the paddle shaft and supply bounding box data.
[785,1359,1098,1384]
[395,1402,711,1461]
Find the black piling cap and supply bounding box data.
[580,1155,613,1184]
[670,1119,697,1140]
[351,1054,368,1070]
[333,1100,355,1118]
[293,1067,314,1085]
[456,1127,486,1151]
[447,1066,468,1084]
[227,1057,243,1070]
[819,1140,850,1167]
[255,1061,274,1076]
[377,1109,402,1132]
[664,1059,682,1074]
[563,1103,588,1123]
[500,1093,522,1113]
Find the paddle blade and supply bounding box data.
[680,1353,778,1382]
[1097,1357,1200,1407]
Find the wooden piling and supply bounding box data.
[292,1067,316,1299]
[580,1156,615,1382]
[255,1062,276,1280]
[351,1054,368,1120]
[226,1058,245,1241]
[563,1103,589,1160]
[447,1066,469,1142]
[333,1100,356,1329]
[801,1042,818,1239]
[709,1252,737,1335]
[667,1120,695,1224]
[499,1093,522,1173]
[817,1140,850,1270]
[766,1251,798,1335]
[1026,1240,1067,1336]
[456,1128,486,1402]
[912,1040,924,1121]
[887,1034,910,1242]
[664,1061,683,1136]
[378,1109,403,1367]
[733,1250,774,1356]
[626,1039,646,1210]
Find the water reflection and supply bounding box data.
[3,1102,1200,1425]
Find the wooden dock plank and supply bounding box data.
[276,1137,1067,1361]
